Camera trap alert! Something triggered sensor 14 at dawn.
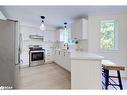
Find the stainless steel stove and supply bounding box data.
[29,45,45,67]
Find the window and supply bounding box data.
[100,20,118,50]
[60,28,74,45]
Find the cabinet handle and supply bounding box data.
[64,52,65,56]
[59,51,60,55]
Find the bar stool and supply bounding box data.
[102,60,125,90]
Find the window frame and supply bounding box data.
[99,20,119,52]
[60,28,75,45]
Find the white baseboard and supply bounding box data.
[20,61,53,69]
[20,64,29,69]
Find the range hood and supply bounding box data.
[29,35,44,40]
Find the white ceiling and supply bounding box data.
[1,6,127,27]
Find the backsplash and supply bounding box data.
[75,39,88,51]
[53,39,88,52]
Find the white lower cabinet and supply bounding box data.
[63,52,71,71]
[54,50,60,65]
[71,59,102,89]
[59,51,64,67]
[53,50,71,72]
[53,49,102,89]
[45,49,54,63]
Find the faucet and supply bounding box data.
[64,43,69,50]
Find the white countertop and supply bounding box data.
[54,49,104,60]
[70,51,104,60]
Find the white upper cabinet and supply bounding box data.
[43,30,56,42]
[54,29,61,42]
[71,18,88,40]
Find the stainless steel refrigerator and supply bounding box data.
[0,19,20,89]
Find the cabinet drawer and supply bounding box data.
[55,50,59,55]
[64,52,70,57]
[46,54,51,56]
[46,58,51,60]
[47,53,51,55]
[46,55,51,58]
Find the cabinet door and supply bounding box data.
[44,31,56,42]
[55,51,66,70]
[53,50,56,63]
[71,22,77,40]
[82,19,88,39]
[53,50,71,71]
[52,49,55,61]
[48,31,55,42]
[56,50,59,64]
[55,50,58,63]
[45,49,53,62]
[43,31,48,42]
[64,52,71,71]
[71,19,87,40]
[58,51,64,67]
[71,19,82,40]
[61,51,66,69]
[55,30,60,41]
[75,19,82,39]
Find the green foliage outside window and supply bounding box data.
[100,20,115,49]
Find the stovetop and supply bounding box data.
[29,47,43,50]
[29,45,44,51]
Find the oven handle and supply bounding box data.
[30,51,45,53]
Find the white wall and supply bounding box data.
[0,11,7,20]
[75,39,88,51]
[20,24,57,65]
[88,13,127,77]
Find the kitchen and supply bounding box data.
[0,6,127,90]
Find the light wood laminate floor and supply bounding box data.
[19,62,127,90]
[19,63,71,89]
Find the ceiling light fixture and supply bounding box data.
[40,16,46,31]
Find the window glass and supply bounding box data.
[60,28,74,45]
[100,20,118,50]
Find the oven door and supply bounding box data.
[30,51,45,61]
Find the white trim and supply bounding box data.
[99,19,119,52]
[114,20,119,50]
[100,49,120,53]
[20,64,29,69]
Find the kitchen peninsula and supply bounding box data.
[53,49,104,89]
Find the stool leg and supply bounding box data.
[117,70,123,90]
[104,69,109,90]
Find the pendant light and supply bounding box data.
[40,16,46,31]
[64,22,67,30]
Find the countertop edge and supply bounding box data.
[71,57,104,60]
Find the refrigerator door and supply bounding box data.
[0,19,19,88]
[14,21,20,89]
[18,33,23,64]
[15,21,20,65]
[14,64,20,89]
